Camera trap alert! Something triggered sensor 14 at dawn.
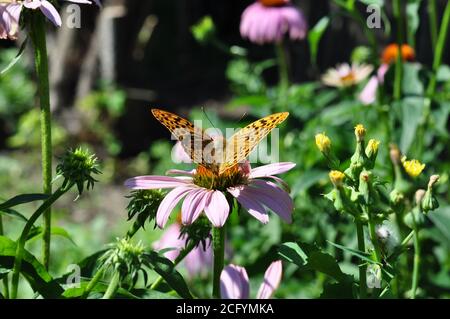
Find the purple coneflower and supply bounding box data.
[220,260,282,299]
[153,223,212,277]
[0,2,21,39]
[125,161,295,228]
[240,0,307,45]
[0,0,100,36]
[358,63,389,105]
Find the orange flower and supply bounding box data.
[259,0,289,6]
[382,44,415,64]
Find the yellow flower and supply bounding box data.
[315,133,331,153]
[354,124,366,141]
[367,139,380,153]
[401,157,425,178]
[329,170,345,187]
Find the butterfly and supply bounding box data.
[151,109,289,175]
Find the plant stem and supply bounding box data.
[411,212,421,299]
[150,241,196,290]
[30,13,53,270]
[82,265,106,299]
[212,225,226,298]
[356,221,367,299]
[368,218,382,298]
[275,42,289,110]
[426,0,450,97]
[428,0,438,51]
[10,187,68,299]
[0,216,9,299]
[102,271,120,299]
[393,0,404,101]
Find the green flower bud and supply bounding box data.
[56,147,101,195]
[422,175,440,213]
[180,216,212,250]
[126,190,165,235]
[404,208,426,229]
[389,189,404,205]
[348,124,368,180]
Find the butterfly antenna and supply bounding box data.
[201,107,217,129]
[235,112,248,126]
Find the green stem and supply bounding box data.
[0,216,9,299]
[102,271,120,299]
[393,0,404,101]
[356,221,367,299]
[426,0,450,97]
[10,187,69,299]
[30,13,53,270]
[212,225,226,298]
[150,241,196,290]
[368,218,382,298]
[428,0,438,51]
[82,265,106,299]
[411,212,421,299]
[275,42,289,109]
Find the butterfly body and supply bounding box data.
[151,109,289,176]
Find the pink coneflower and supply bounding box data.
[0,2,21,39]
[0,0,100,36]
[125,161,295,228]
[220,260,282,299]
[152,223,212,277]
[321,63,373,88]
[240,0,307,45]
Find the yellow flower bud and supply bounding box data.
[329,170,346,187]
[401,158,425,178]
[367,139,380,154]
[354,124,366,141]
[315,133,331,153]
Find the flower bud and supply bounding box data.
[389,189,404,205]
[329,170,345,188]
[404,208,426,229]
[365,139,380,169]
[315,133,331,154]
[180,216,212,250]
[414,189,426,206]
[191,16,216,45]
[389,144,401,165]
[55,147,101,195]
[354,124,366,142]
[422,175,440,213]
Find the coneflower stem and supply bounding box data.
[212,224,226,298]
[102,271,120,299]
[275,41,289,110]
[393,0,404,101]
[356,221,367,299]
[150,241,196,291]
[0,215,9,299]
[30,13,53,270]
[411,212,421,299]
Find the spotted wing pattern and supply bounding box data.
[220,112,289,174]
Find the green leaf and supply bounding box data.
[0,236,64,298]
[406,0,422,47]
[320,280,355,298]
[399,97,424,154]
[428,206,450,247]
[144,251,193,299]
[402,63,424,96]
[26,226,77,245]
[0,193,49,211]
[278,242,353,283]
[278,242,308,267]
[0,208,28,223]
[0,38,28,75]
[308,17,330,65]
[327,240,381,265]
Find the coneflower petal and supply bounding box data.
[256,260,283,299]
[204,190,229,227]
[124,175,191,189]
[181,188,210,225]
[249,162,296,178]
[228,187,269,224]
[220,265,250,299]
[156,186,194,228]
